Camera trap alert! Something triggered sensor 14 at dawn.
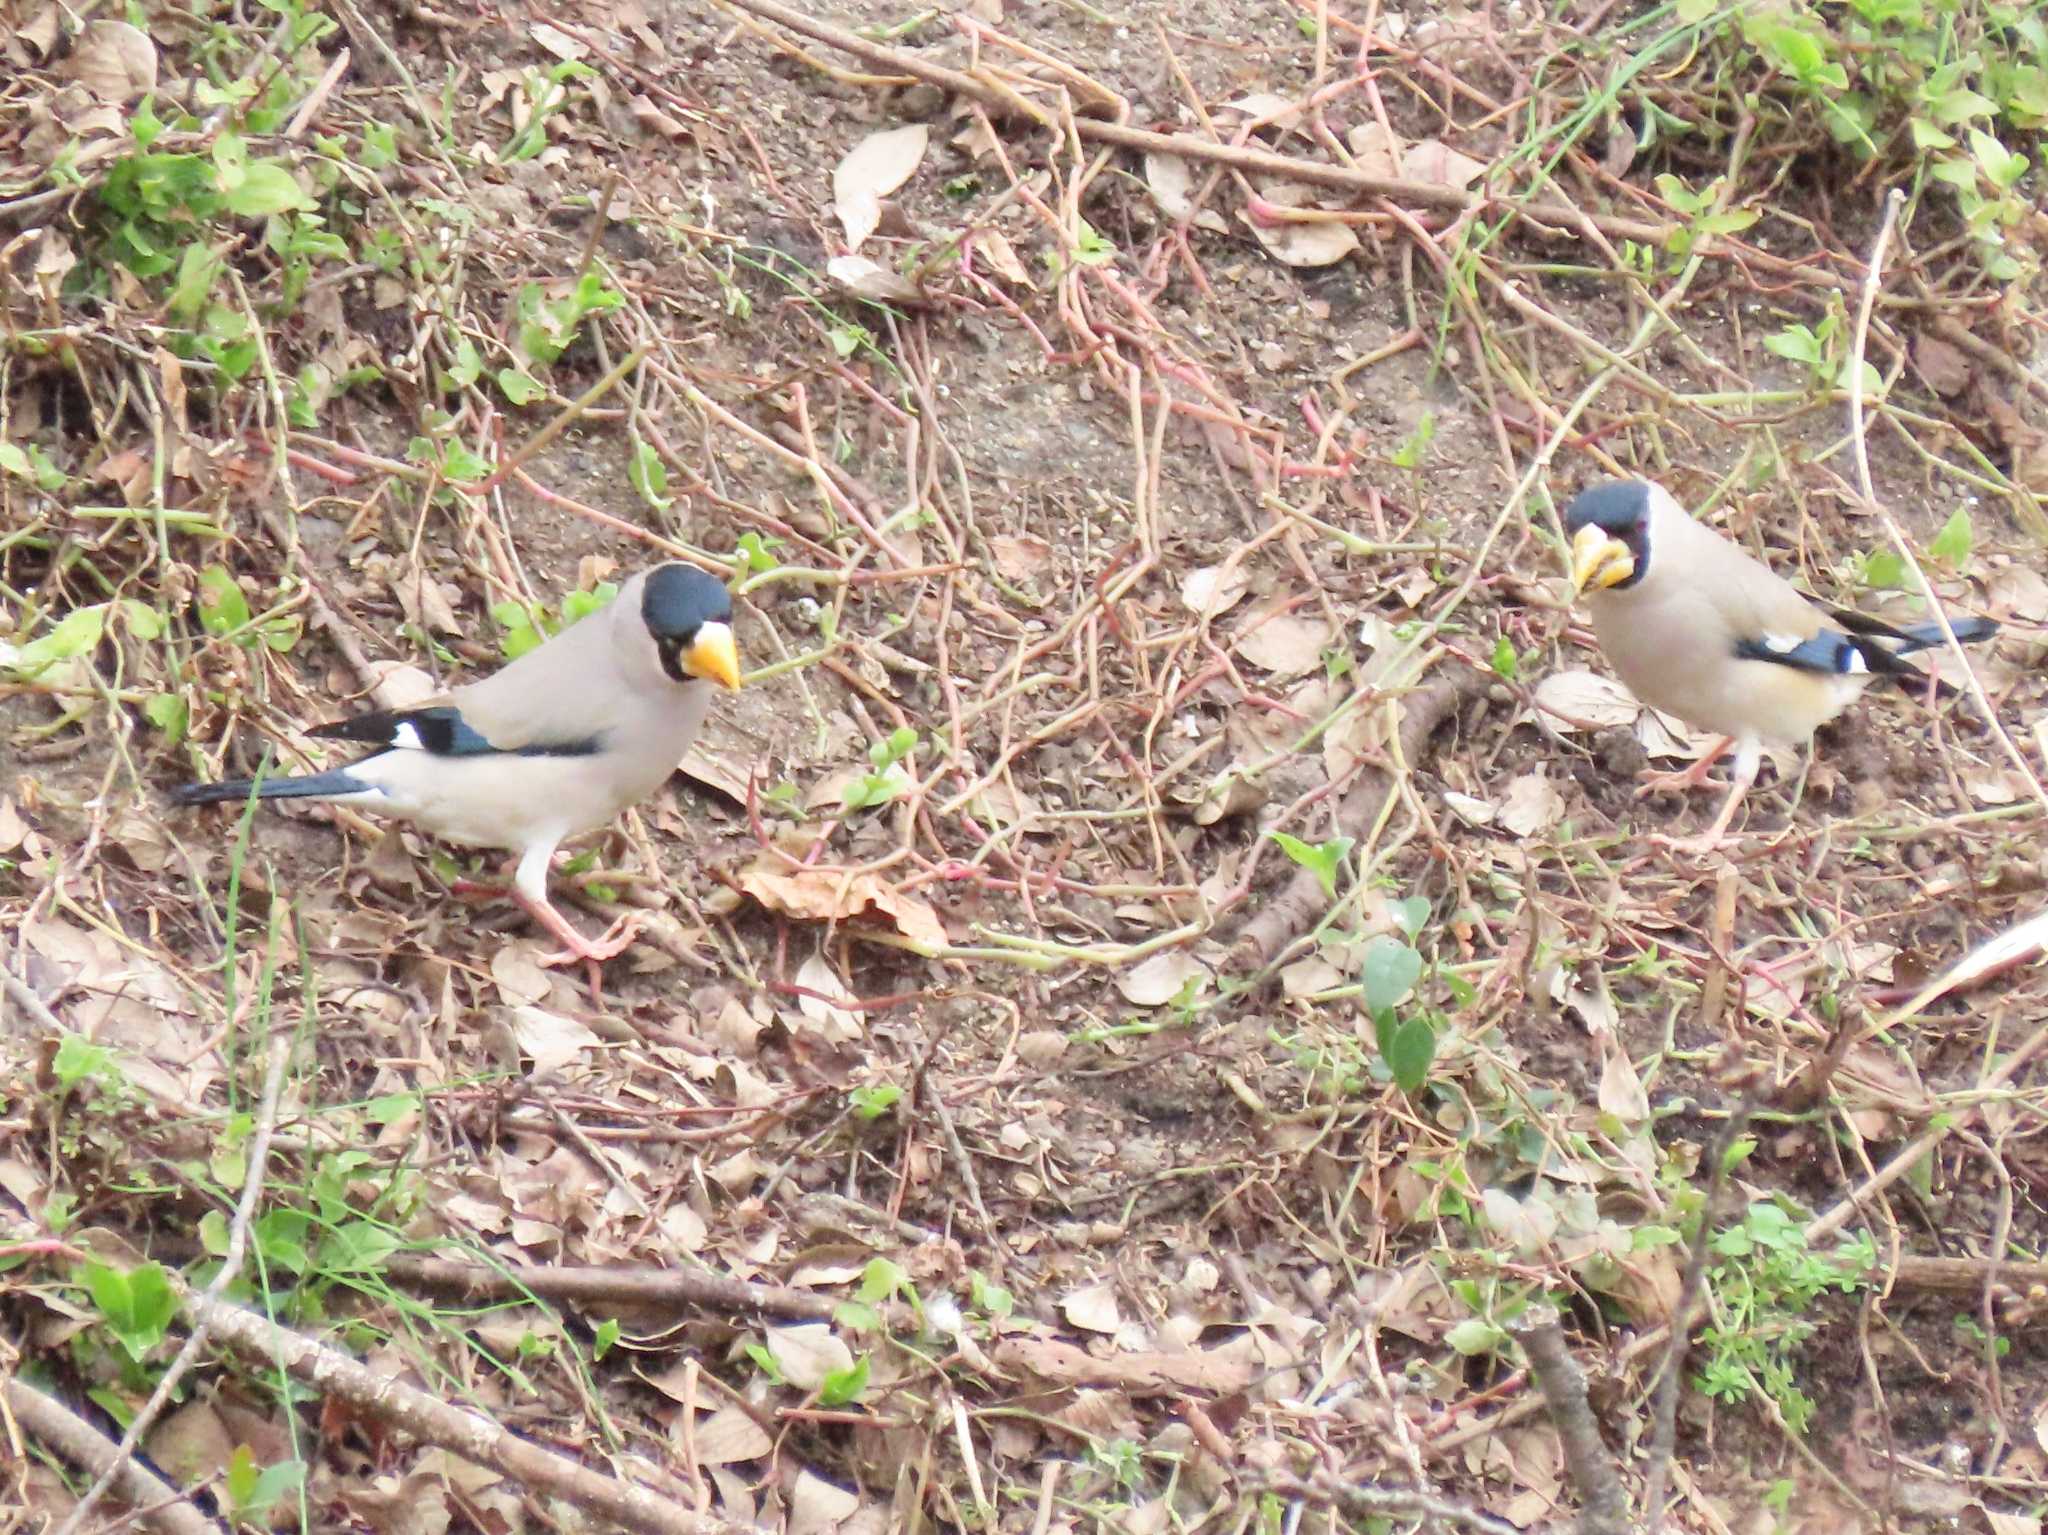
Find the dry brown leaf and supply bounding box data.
[1530,669,1639,730]
[1403,139,1487,189]
[1598,1042,1650,1124]
[975,228,1035,285]
[1989,562,2048,623]
[991,533,1055,581]
[630,94,693,141]
[1062,1283,1122,1334]
[1498,772,1564,837]
[1242,197,1359,268]
[1181,562,1250,617]
[1143,153,1228,234]
[1344,121,1404,179]
[1443,790,1496,827]
[792,952,861,1041]
[826,254,924,304]
[1482,1187,1558,1256]
[834,124,928,252]
[737,859,947,954]
[529,21,586,60]
[69,21,157,104]
[995,1336,1258,1395]
[1234,608,1333,676]
[789,1471,861,1535]
[507,1005,602,1074]
[1115,950,1208,1007]
[692,1404,772,1465]
[1911,331,1974,396]
[1220,92,1305,131]
[766,1322,854,1390]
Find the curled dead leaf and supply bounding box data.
[826,253,925,304]
[1143,153,1229,234]
[833,124,929,252]
[1115,949,1209,1007]
[738,858,947,955]
[1235,609,1334,677]
[1181,562,1250,618]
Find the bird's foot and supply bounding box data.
[535,910,647,970]
[1633,736,1736,798]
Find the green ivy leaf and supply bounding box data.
[1362,935,1422,1013]
[196,566,252,636]
[819,1355,871,1407]
[1268,831,1351,900]
[1383,1015,1436,1094]
[222,161,313,217]
[1928,507,1973,567]
[85,1260,177,1362]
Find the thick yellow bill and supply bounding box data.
[685,621,743,689]
[1570,524,1636,592]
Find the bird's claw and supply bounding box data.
[535,911,647,969]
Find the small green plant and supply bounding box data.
[1268,832,1353,900]
[1363,930,1434,1094]
[1653,173,1760,269]
[224,1445,306,1526]
[849,1083,901,1120]
[1694,1201,1875,1433]
[491,580,620,660]
[842,728,919,811]
[1389,410,1437,469]
[500,60,599,162]
[83,1260,178,1363]
[1928,505,1973,566]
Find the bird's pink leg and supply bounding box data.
[1654,740,1761,855]
[509,886,645,997]
[1635,735,1734,798]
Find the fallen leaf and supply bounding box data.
[1989,563,2048,624]
[1443,791,1497,827]
[1242,196,1359,268]
[690,1404,772,1465]
[1220,92,1305,131]
[1143,153,1228,233]
[1062,1282,1123,1334]
[1115,950,1209,1007]
[789,1471,861,1535]
[1403,139,1487,189]
[792,952,861,1041]
[1911,332,1973,397]
[1344,121,1403,179]
[1598,1043,1650,1123]
[1482,1187,1558,1256]
[507,1006,602,1075]
[826,254,924,304]
[1530,669,1639,731]
[1181,563,1250,618]
[1498,772,1564,837]
[737,860,948,954]
[991,533,1055,581]
[834,124,928,252]
[766,1322,854,1390]
[974,228,1035,285]
[69,21,156,104]
[1234,609,1333,676]
[995,1336,1258,1395]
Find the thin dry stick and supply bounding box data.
[1844,188,2047,818]
[3,1379,224,1535]
[1511,1307,1631,1535]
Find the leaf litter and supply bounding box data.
[0,0,2043,1531]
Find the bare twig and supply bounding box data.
[1510,1306,1631,1535]
[3,1378,224,1535]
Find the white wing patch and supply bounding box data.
[1843,647,1869,675]
[391,721,425,751]
[1759,633,1803,654]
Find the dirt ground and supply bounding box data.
[4,0,2048,1531]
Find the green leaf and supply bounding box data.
[444,338,483,391]
[4,604,109,678]
[628,440,671,510]
[1390,897,1430,939]
[850,1083,901,1120]
[496,368,543,405]
[0,442,29,479]
[593,1318,621,1360]
[1362,936,1422,1013]
[85,1260,177,1362]
[1488,633,1517,680]
[1969,128,2028,188]
[1267,831,1351,900]
[1928,507,1972,566]
[51,1036,120,1087]
[222,161,313,217]
[1445,1317,1506,1355]
[144,693,189,743]
[196,566,252,636]
[1763,324,1825,369]
[819,1355,870,1407]
[1383,1014,1436,1093]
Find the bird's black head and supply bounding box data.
[641,564,742,689]
[1562,479,1652,592]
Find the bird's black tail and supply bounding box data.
[1828,607,2000,655]
[167,770,368,807]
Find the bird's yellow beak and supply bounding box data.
[684,621,743,689]
[1570,524,1636,592]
